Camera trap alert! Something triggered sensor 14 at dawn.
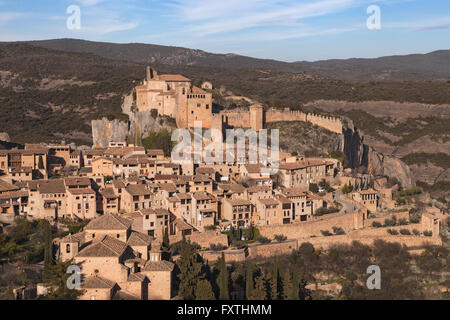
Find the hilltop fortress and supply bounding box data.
[135,67,343,134]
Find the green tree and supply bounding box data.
[270,260,280,300]
[176,238,204,300]
[245,263,254,300]
[45,259,83,300]
[217,253,230,300]
[195,279,215,300]
[250,275,267,300]
[38,155,44,170]
[42,220,54,282]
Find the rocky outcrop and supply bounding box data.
[343,126,414,188]
[91,92,177,148]
[368,148,414,188]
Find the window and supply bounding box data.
[66,244,71,253]
[145,215,149,220]
[117,234,120,239]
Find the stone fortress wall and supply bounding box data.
[213,106,343,134]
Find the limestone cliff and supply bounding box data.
[91,92,177,148]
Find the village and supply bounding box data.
[0,68,446,300]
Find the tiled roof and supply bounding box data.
[159,74,190,82]
[143,260,174,272]
[125,184,151,196]
[82,276,117,289]
[77,235,128,257]
[0,179,20,192]
[38,180,66,194]
[86,213,132,230]
[127,231,153,246]
[100,188,117,199]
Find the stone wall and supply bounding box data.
[258,211,365,240]
[247,240,298,259]
[200,249,247,263]
[187,231,229,248]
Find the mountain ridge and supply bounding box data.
[20,38,450,82]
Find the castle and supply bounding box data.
[135,67,343,134]
[135,66,213,129]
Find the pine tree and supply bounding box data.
[250,275,267,300]
[217,253,230,300]
[195,279,215,300]
[245,263,254,300]
[176,238,204,299]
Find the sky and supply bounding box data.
[1,0,449,61]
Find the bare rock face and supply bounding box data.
[368,148,415,189]
[0,132,10,142]
[91,118,129,149]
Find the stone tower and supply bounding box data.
[250,104,264,131]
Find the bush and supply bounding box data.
[332,226,345,235]
[423,230,433,237]
[309,183,319,194]
[372,221,382,228]
[210,243,227,251]
[412,229,420,236]
[387,229,399,235]
[384,216,397,227]
[315,206,339,216]
[399,229,411,235]
[320,230,332,236]
[398,218,408,226]
[274,234,287,242]
[150,109,158,119]
[257,236,271,244]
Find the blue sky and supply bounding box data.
[1,0,449,61]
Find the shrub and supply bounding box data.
[274,234,287,242]
[320,230,332,236]
[332,226,345,235]
[384,216,397,227]
[315,206,339,216]
[204,225,217,231]
[372,221,382,228]
[399,229,411,235]
[309,183,319,194]
[257,236,271,244]
[398,218,408,226]
[150,109,158,119]
[423,230,433,237]
[387,229,399,235]
[210,243,227,251]
[412,229,420,236]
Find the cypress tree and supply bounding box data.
[163,227,169,249]
[176,238,203,299]
[195,279,215,300]
[283,271,293,300]
[42,220,53,282]
[38,155,44,170]
[217,253,230,300]
[250,275,267,300]
[245,263,254,300]
[270,260,279,300]
[289,270,300,300]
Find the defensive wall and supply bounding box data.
[212,107,343,134]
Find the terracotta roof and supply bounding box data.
[193,192,216,201]
[38,180,66,194]
[128,273,147,282]
[196,167,215,175]
[58,231,86,244]
[143,259,174,272]
[68,188,95,195]
[77,235,128,257]
[100,188,118,199]
[258,198,279,206]
[191,86,207,94]
[174,218,193,231]
[226,199,252,206]
[125,184,151,196]
[283,187,308,197]
[82,276,117,289]
[0,179,20,192]
[159,74,190,82]
[64,177,91,187]
[127,231,153,246]
[86,213,132,230]
[279,160,328,170]
[247,185,272,193]
[218,183,245,193]
[147,149,164,156]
